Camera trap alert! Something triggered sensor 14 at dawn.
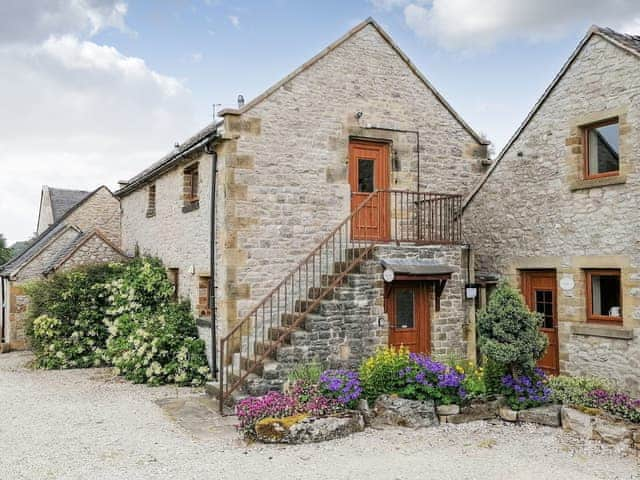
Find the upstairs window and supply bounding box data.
[583,118,619,179]
[146,183,156,218]
[585,269,622,324]
[183,163,199,212]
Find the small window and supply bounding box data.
[395,288,414,329]
[183,163,199,212]
[146,184,156,218]
[197,276,212,317]
[358,158,374,193]
[585,269,622,323]
[583,119,620,179]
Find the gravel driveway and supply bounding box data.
[1,351,638,480]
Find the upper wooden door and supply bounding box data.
[521,270,559,375]
[348,140,390,241]
[386,282,430,354]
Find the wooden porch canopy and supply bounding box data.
[381,259,455,311]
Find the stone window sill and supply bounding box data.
[571,323,634,340]
[570,174,627,191]
[182,200,200,213]
[196,317,212,328]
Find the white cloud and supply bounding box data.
[371,0,640,50]
[0,2,198,244]
[228,15,240,28]
[0,0,130,45]
[370,0,408,10]
[189,52,203,63]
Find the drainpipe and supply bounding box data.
[205,144,218,380]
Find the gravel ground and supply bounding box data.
[1,351,638,480]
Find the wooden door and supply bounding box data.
[349,140,390,241]
[386,282,430,354]
[521,271,559,375]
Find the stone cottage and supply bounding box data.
[116,18,490,401]
[0,185,127,351]
[464,26,640,394]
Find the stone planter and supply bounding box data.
[499,406,518,422]
[436,404,460,416]
[254,411,365,444]
[444,396,504,424]
[371,395,438,429]
[518,404,561,427]
[561,406,639,450]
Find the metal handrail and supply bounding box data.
[217,190,462,411]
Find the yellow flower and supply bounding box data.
[455,365,464,374]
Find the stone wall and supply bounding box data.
[58,234,128,271]
[464,34,640,391]
[119,152,216,324]
[66,187,121,245]
[218,23,486,337]
[15,227,80,282]
[375,245,470,358]
[7,284,28,350]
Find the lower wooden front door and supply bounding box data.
[349,140,390,241]
[521,270,559,375]
[386,282,430,354]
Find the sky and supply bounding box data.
[2,1,640,244]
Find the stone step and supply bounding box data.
[307,286,335,300]
[333,261,361,274]
[205,381,248,411]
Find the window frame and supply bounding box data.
[182,163,200,212]
[582,117,620,180]
[585,269,622,324]
[146,183,156,218]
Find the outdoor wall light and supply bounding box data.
[465,283,480,299]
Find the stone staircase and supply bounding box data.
[206,249,385,409]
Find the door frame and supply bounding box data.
[348,139,391,242]
[385,281,430,354]
[520,270,559,375]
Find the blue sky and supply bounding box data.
[1,0,640,243]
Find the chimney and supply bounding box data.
[237,94,245,108]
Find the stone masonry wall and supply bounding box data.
[15,228,80,282]
[58,234,127,271]
[66,187,121,245]
[7,284,29,350]
[119,151,219,366]
[219,23,486,338]
[464,34,640,392]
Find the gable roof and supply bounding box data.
[116,122,220,198]
[464,25,640,207]
[117,17,488,198]
[0,186,113,278]
[49,187,90,222]
[218,17,487,146]
[43,229,128,275]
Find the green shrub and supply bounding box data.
[25,257,210,386]
[483,357,506,395]
[107,302,210,385]
[548,375,614,406]
[477,283,548,377]
[359,346,410,404]
[105,257,174,317]
[25,263,122,369]
[287,362,323,385]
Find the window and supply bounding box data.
[197,276,211,317]
[358,158,374,192]
[167,268,179,301]
[183,163,199,212]
[146,184,156,218]
[394,288,414,329]
[585,269,622,323]
[583,118,620,179]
